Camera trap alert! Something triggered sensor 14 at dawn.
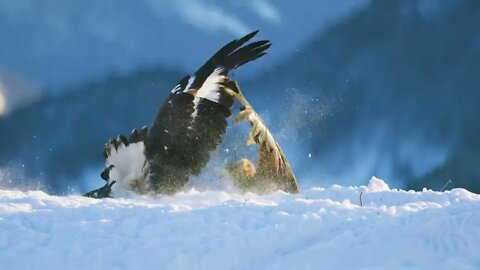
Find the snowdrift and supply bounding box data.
[1,177,479,270]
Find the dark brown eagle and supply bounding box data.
[85,31,298,198]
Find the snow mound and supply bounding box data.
[366,176,390,192]
[1,181,480,270]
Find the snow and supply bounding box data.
[1,178,479,269]
[366,176,390,192]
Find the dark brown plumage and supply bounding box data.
[88,31,272,197]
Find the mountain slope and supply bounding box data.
[0,68,181,192]
[246,0,480,191]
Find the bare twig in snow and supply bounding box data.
[440,180,452,192]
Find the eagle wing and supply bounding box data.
[145,31,271,194]
[87,31,271,197]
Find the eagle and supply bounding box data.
[85,31,298,198]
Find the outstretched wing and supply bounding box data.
[146,30,271,194]
[222,81,299,194]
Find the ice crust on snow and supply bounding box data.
[1,180,480,270]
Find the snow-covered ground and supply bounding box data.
[1,177,479,270]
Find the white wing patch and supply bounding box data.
[105,142,148,197]
[171,76,195,94]
[189,68,227,120]
[184,76,195,92]
[195,67,226,103]
[191,95,202,119]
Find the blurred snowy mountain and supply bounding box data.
[0,69,41,116]
[1,0,479,194]
[253,0,480,191]
[0,0,368,92]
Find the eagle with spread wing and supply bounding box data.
[85,31,298,198]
